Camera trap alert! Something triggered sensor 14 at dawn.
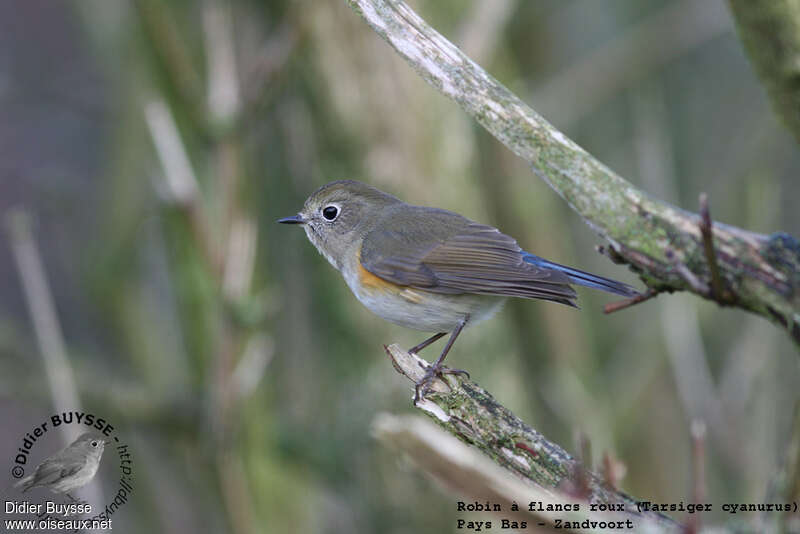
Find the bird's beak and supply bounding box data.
[277,214,305,225]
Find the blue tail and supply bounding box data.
[523,253,638,297]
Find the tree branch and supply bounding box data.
[381,345,680,532]
[347,0,800,348]
[728,0,800,147]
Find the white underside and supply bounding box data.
[304,226,505,332]
[343,266,505,332]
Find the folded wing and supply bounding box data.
[360,208,578,307]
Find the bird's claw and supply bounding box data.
[413,364,470,403]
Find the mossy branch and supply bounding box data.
[381,345,682,531]
[347,0,800,348]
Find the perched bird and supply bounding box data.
[15,433,106,500]
[279,180,637,401]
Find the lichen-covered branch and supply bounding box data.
[382,345,680,531]
[347,0,800,348]
[728,0,800,147]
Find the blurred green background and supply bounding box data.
[1,0,798,532]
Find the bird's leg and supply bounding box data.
[408,332,446,355]
[415,315,470,403]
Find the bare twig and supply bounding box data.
[604,288,659,314]
[698,193,726,300]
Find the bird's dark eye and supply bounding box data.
[322,205,339,221]
[91,441,98,447]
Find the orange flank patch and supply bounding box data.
[357,262,396,291]
[356,247,425,304]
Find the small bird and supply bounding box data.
[279,180,637,401]
[15,433,106,500]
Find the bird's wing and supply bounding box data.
[360,207,577,306]
[21,458,64,490]
[59,459,85,479]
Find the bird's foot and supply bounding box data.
[414,363,470,403]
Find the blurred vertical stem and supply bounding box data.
[134,0,204,128]
[138,1,267,532]
[6,209,106,506]
[5,209,82,442]
[728,0,800,147]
